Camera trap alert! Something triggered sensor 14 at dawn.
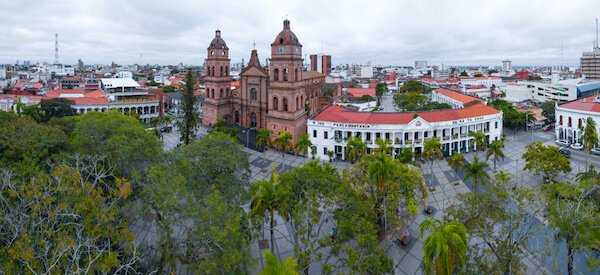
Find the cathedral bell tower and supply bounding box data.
[267,19,306,143]
[202,29,232,126]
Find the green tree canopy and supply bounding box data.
[522,141,571,182]
[70,110,161,178]
[39,98,77,122]
[419,218,468,275]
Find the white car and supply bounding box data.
[591,147,600,155]
[556,139,570,147]
[570,143,584,150]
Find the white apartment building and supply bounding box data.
[460,76,503,88]
[555,94,600,145]
[505,79,600,103]
[308,89,503,161]
[100,78,160,123]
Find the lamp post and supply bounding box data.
[246,127,256,148]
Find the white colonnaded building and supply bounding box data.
[555,94,600,145]
[308,88,503,160]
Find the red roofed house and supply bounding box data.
[43,89,109,114]
[0,94,42,112]
[346,88,376,100]
[307,88,502,160]
[556,94,600,145]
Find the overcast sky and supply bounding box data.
[1,0,600,67]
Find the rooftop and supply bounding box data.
[435,88,483,104]
[347,88,375,98]
[311,102,500,125]
[559,94,600,112]
[100,78,140,89]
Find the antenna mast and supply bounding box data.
[596,18,599,48]
[54,33,59,65]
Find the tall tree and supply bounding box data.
[544,177,600,275]
[540,100,556,122]
[486,139,505,171]
[374,137,393,155]
[423,137,443,185]
[273,131,293,159]
[39,98,77,122]
[250,168,283,253]
[447,153,465,181]
[448,171,545,274]
[469,131,486,157]
[419,218,468,275]
[346,136,367,163]
[522,141,571,182]
[260,251,299,275]
[0,166,139,274]
[256,128,273,153]
[375,82,387,104]
[71,110,161,178]
[179,69,198,145]
[294,133,312,157]
[463,155,490,193]
[582,117,598,170]
[345,153,428,240]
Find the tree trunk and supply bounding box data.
[567,242,574,275]
[270,210,275,253]
[494,157,497,171]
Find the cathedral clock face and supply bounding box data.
[278,47,284,53]
[295,47,299,53]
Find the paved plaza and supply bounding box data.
[153,124,597,274]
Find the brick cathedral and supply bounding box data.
[202,19,325,144]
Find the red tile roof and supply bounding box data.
[559,94,600,112]
[347,88,376,97]
[311,102,500,125]
[44,89,108,105]
[435,88,483,104]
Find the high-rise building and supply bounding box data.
[502,60,512,72]
[581,47,600,80]
[321,55,331,75]
[310,54,318,71]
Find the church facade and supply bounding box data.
[202,19,324,143]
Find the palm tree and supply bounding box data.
[260,250,299,275]
[397,147,419,167]
[469,131,486,157]
[486,139,505,171]
[582,117,598,170]
[273,131,293,159]
[367,153,397,237]
[346,136,367,164]
[419,218,468,275]
[294,133,312,157]
[213,118,227,133]
[256,128,273,153]
[463,155,490,193]
[249,168,282,253]
[374,138,393,155]
[423,137,443,185]
[447,153,465,181]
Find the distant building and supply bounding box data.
[360,66,373,78]
[322,55,331,76]
[581,47,600,80]
[504,79,600,103]
[415,61,428,69]
[502,60,512,72]
[0,94,42,112]
[309,54,332,75]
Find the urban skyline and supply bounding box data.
[2,0,600,66]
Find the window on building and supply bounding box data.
[313,130,317,138]
[568,117,572,127]
[578,118,582,128]
[273,69,279,81]
[495,121,498,129]
[283,68,288,81]
[295,68,299,81]
[283,98,288,111]
[225,67,228,76]
[235,111,239,124]
[220,67,223,76]
[273,97,279,110]
[251,112,257,128]
[324,131,328,139]
[211,89,215,98]
[251,88,257,100]
[206,67,210,76]
[323,147,327,155]
[220,89,223,98]
[296,96,299,110]
[559,115,563,125]
[211,67,215,76]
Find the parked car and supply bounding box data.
[570,143,584,150]
[592,147,600,155]
[558,147,571,158]
[556,139,570,147]
[542,124,554,131]
[160,126,172,133]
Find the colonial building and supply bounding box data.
[555,94,600,145]
[308,89,503,160]
[201,19,324,143]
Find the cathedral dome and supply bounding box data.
[272,19,301,46]
[208,29,228,49]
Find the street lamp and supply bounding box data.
[246,127,256,148]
